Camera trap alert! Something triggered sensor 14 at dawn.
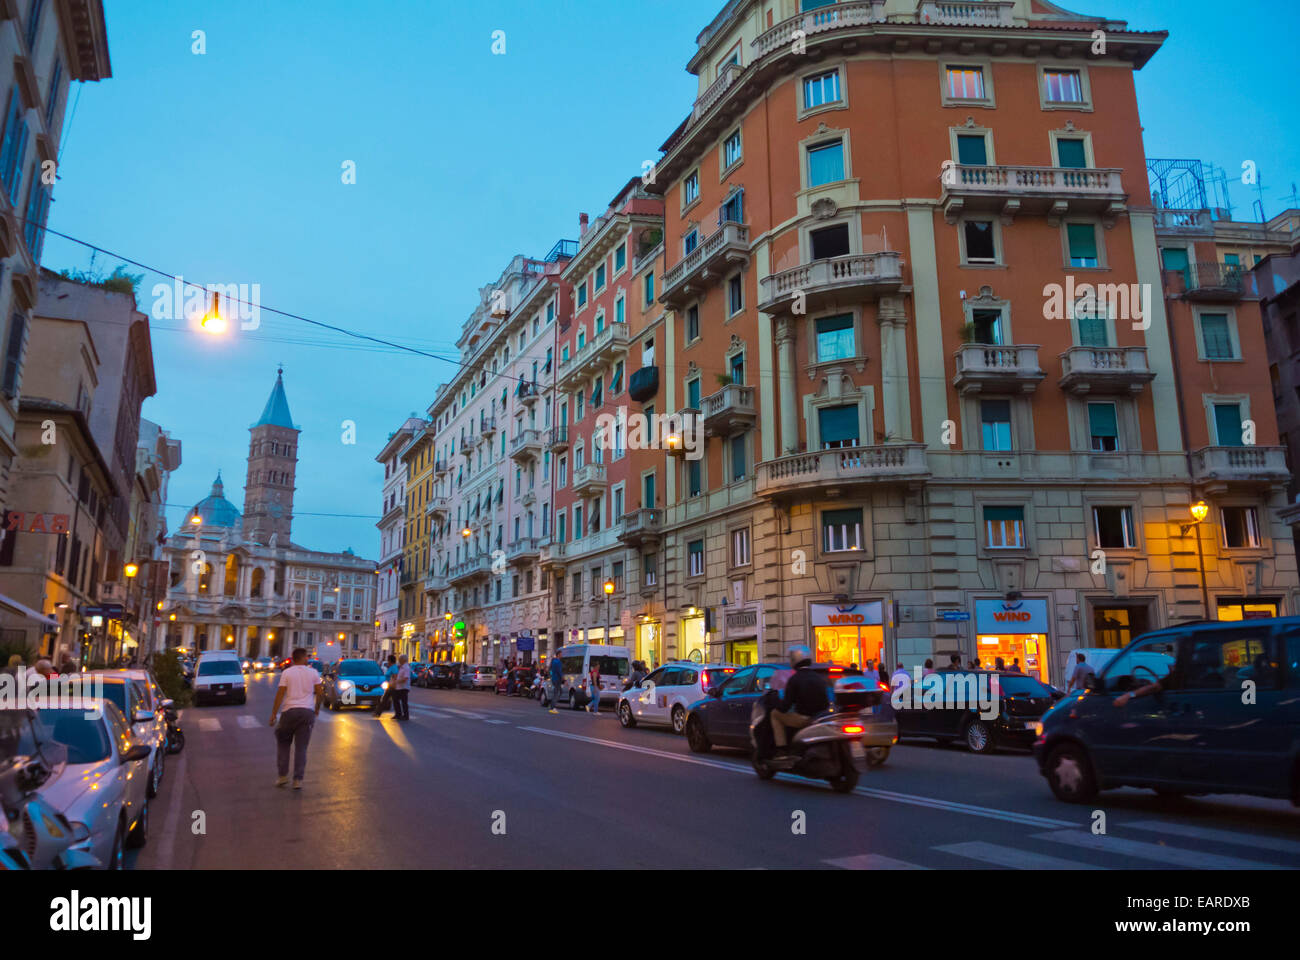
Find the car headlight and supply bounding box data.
[1028,721,1043,736]
[381,681,389,689]
[338,680,354,691]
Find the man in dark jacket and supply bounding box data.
[771,645,829,756]
[548,652,565,714]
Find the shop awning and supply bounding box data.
[0,592,59,630]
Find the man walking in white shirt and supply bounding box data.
[269,647,323,789]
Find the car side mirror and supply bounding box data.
[122,744,151,763]
[132,710,155,724]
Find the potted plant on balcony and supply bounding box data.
[958,321,978,343]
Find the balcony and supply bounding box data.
[1183,262,1252,301]
[557,323,630,388]
[629,365,659,403]
[520,488,536,507]
[460,441,474,459]
[617,508,663,547]
[426,496,450,520]
[756,444,930,498]
[548,425,570,452]
[702,383,757,437]
[506,538,542,565]
[424,571,448,593]
[509,428,543,462]
[1189,446,1289,493]
[941,165,1126,226]
[752,1,887,59]
[952,344,1045,395]
[572,463,607,496]
[433,458,448,477]
[917,0,1014,27]
[660,221,750,309]
[1058,346,1155,395]
[1152,208,1215,236]
[479,416,498,437]
[448,556,494,586]
[759,252,904,315]
[516,380,541,405]
[540,541,566,572]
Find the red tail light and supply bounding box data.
[877,681,889,692]
[842,724,865,735]
[700,670,710,689]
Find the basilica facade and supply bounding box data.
[160,370,377,659]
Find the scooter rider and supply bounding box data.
[770,645,829,757]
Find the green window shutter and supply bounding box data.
[1077,315,1109,347]
[1214,404,1243,446]
[1067,223,1098,260]
[1200,314,1233,358]
[983,506,1023,524]
[1088,402,1118,438]
[956,135,987,165]
[818,404,859,446]
[1056,138,1087,169]
[822,508,862,530]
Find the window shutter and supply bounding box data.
[818,405,859,446]
[1067,223,1098,260]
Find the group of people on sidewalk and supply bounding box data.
[373,654,411,720]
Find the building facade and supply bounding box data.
[374,416,422,659]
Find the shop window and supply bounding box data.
[984,506,1024,549]
[1092,505,1134,549]
[822,507,863,552]
[1222,506,1261,549]
[1216,599,1279,621]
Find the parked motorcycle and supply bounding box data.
[749,675,892,793]
[0,717,100,870]
[162,698,184,754]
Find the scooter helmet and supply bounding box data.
[788,645,812,668]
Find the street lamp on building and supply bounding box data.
[1181,500,1211,619]
[124,562,138,579]
[603,578,615,645]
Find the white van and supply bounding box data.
[193,650,247,706]
[554,644,631,711]
[1061,648,1122,690]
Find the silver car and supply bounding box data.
[93,670,169,797]
[3,700,151,869]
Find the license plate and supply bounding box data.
[849,741,865,758]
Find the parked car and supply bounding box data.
[618,661,739,733]
[685,663,895,758]
[192,652,247,706]
[551,644,631,710]
[459,665,496,690]
[0,700,152,869]
[426,663,462,689]
[408,662,428,686]
[893,670,1056,754]
[1036,617,1300,805]
[322,659,388,711]
[91,671,169,797]
[495,666,534,696]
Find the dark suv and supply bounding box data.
[893,670,1057,754]
[1035,617,1300,805]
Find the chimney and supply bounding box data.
[579,213,589,236]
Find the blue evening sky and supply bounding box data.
[41,0,1298,559]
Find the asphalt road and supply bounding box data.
[131,673,1300,870]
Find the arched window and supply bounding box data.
[224,555,239,596]
[250,567,265,598]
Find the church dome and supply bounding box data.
[189,471,242,528]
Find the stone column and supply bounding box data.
[878,295,913,440]
[776,318,798,454]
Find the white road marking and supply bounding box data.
[483,718,508,725]
[443,708,487,719]
[237,715,260,729]
[198,718,221,732]
[825,854,929,870]
[519,726,1079,829]
[1121,820,1300,856]
[1033,829,1285,869]
[935,840,1103,870]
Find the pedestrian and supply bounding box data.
[849,662,858,671]
[994,656,1006,671]
[392,655,411,720]
[947,654,961,670]
[373,655,398,717]
[269,647,322,789]
[1009,658,1022,673]
[586,661,602,714]
[548,652,564,714]
[1066,652,1096,693]
[890,661,911,691]
[34,659,55,678]
[58,654,75,675]
[922,659,936,677]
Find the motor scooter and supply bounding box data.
[749,675,893,793]
[0,724,100,869]
[162,697,185,754]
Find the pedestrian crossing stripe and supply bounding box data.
[197,718,220,732]
[237,715,260,729]
[1033,828,1286,870]
[933,841,1104,870]
[824,854,929,870]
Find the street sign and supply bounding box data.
[517,636,535,651]
[940,610,970,622]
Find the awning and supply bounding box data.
[0,592,59,630]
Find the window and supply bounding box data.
[683,171,699,207]
[723,130,742,169]
[1092,505,1134,548]
[815,314,854,362]
[971,309,1003,345]
[643,471,656,509]
[956,134,987,165]
[946,66,985,100]
[577,282,587,308]
[729,352,744,385]
[822,508,863,552]
[25,0,43,50]
[687,458,701,497]
[732,528,751,567]
[1087,402,1119,452]
[686,305,700,342]
[810,223,850,260]
[1076,310,1109,347]
[688,539,705,577]
[1222,507,1261,548]
[1199,313,1236,360]
[683,229,698,255]
[644,553,657,586]
[643,271,655,305]
[728,274,743,315]
[803,70,841,109]
[23,174,49,261]
[2,312,26,399]
[1055,137,1087,169]
[687,377,701,408]
[595,264,606,291]
[45,58,62,126]
[964,220,996,262]
[980,399,1012,451]
[1043,69,1084,103]
[0,89,29,203]
[1161,247,1190,286]
[984,506,1024,549]
[730,434,746,481]
[818,404,859,449]
[614,244,626,272]
[807,140,845,187]
[1067,223,1099,268]
[721,189,744,225]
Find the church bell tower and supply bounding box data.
[242,367,299,545]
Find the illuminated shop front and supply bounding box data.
[635,619,662,669]
[722,607,759,665]
[678,610,706,662]
[974,598,1049,683]
[810,602,884,667]
[1216,597,1281,620]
